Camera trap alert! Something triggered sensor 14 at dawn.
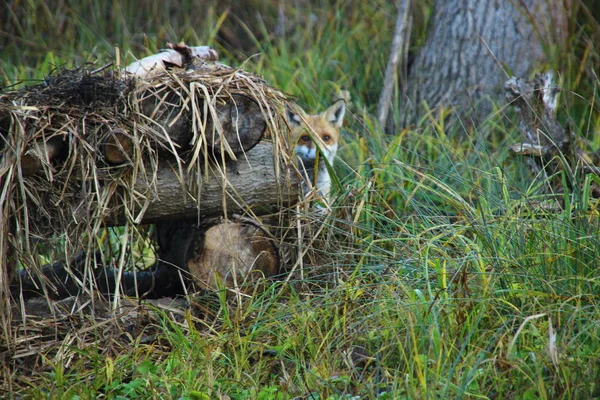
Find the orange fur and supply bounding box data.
[286,99,346,201]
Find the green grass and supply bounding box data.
[2,0,600,398]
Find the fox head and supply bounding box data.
[286,99,346,165]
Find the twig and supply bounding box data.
[377,0,412,130]
[90,63,114,75]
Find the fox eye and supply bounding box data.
[300,135,311,142]
[322,135,331,142]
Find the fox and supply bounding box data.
[286,98,347,204]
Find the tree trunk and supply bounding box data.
[402,0,570,128]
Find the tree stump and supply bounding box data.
[505,71,600,198]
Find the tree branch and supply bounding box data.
[377,0,412,130]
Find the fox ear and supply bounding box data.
[324,99,346,128]
[286,104,304,128]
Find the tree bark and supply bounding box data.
[402,0,570,127]
[106,141,299,225]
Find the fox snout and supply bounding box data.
[295,142,337,163]
[295,144,318,161]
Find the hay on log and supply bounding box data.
[0,45,303,330]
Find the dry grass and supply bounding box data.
[0,54,298,362]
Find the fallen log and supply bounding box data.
[105,141,298,225]
[11,215,283,300]
[136,91,266,159]
[10,250,185,300]
[1,45,275,177]
[6,87,268,174]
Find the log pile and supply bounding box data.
[0,44,301,313]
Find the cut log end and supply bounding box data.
[206,95,267,156]
[20,137,66,176]
[102,128,134,165]
[187,220,279,292]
